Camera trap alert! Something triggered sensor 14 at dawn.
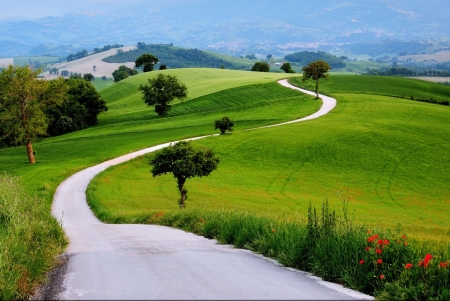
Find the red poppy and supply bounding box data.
[271,228,276,233]
[377,239,383,245]
[379,275,385,280]
[383,239,389,245]
[365,246,371,251]
[377,259,383,264]
[405,263,413,269]
[376,248,382,254]
[424,253,433,267]
[359,259,365,265]
[402,234,407,240]
[403,242,408,246]
[418,260,424,267]
[439,261,449,268]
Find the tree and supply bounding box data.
[93,65,96,71]
[214,117,235,134]
[83,73,94,81]
[280,62,295,73]
[302,60,330,99]
[112,65,138,82]
[0,66,68,163]
[150,141,220,208]
[159,64,167,70]
[139,73,188,116]
[46,78,108,136]
[135,54,159,72]
[251,61,270,72]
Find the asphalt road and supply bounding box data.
[47,80,373,300]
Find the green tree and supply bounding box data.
[159,64,167,70]
[281,62,295,73]
[214,117,235,134]
[0,66,68,163]
[139,73,188,116]
[112,65,138,82]
[150,141,220,208]
[83,73,94,81]
[251,61,270,72]
[302,60,330,98]
[135,54,159,72]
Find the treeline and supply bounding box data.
[349,40,429,56]
[94,44,123,53]
[103,43,246,69]
[1,78,107,148]
[284,51,346,69]
[365,66,450,77]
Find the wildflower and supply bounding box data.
[376,248,382,255]
[271,228,275,233]
[424,253,433,267]
[359,259,365,265]
[379,275,385,280]
[365,246,371,251]
[402,234,407,240]
[405,263,413,269]
[403,242,408,246]
[439,261,449,268]
[418,260,424,267]
[367,229,371,234]
[377,239,383,245]
[377,259,383,264]
[383,239,389,245]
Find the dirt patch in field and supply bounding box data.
[41,46,137,79]
[0,57,13,67]
[398,51,450,62]
[409,77,450,83]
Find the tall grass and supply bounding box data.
[138,200,449,299]
[0,173,67,300]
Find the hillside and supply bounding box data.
[40,46,137,79]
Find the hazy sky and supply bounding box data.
[0,0,144,18]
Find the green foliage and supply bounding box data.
[83,73,94,81]
[302,60,330,98]
[112,65,138,82]
[103,44,242,69]
[66,49,88,62]
[251,61,270,72]
[280,62,295,73]
[214,116,235,134]
[139,73,188,116]
[0,173,67,300]
[93,44,123,53]
[285,51,345,69]
[46,78,108,136]
[150,141,220,208]
[159,64,167,70]
[135,53,159,72]
[0,66,68,162]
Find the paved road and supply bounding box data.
[49,80,373,300]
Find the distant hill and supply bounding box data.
[102,44,253,70]
[284,51,346,69]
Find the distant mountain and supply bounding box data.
[1,0,449,57]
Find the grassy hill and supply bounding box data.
[87,74,450,243]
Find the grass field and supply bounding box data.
[87,74,450,243]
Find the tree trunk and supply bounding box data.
[26,141,35,164]
[315,80,319,99]
[177,178,186,209]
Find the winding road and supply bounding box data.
[47,80,373,300]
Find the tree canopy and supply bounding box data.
[302,60,330,98]
[281,62,295,73]
[112,65,138,82]
[135,54,159,72]
[150,140,220,208]
[214,117,235,134]
[251,61,270,72]
[139,73,188,116]
[284,51,345,69]
[0,66,68,163]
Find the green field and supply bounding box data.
[13,56,63,66]
[87,73,450,242]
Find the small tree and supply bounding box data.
[251,61,270,72]
[214,117,235,134]
[112,65,138,82]
[135,54,159,72]
[139,73,187,116]
[159,64,167,70]
[281,62,295,73]
[302,60,330,98]
[83,73,94,81]
[150,141,220,208]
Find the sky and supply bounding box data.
[0,0,144,18]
